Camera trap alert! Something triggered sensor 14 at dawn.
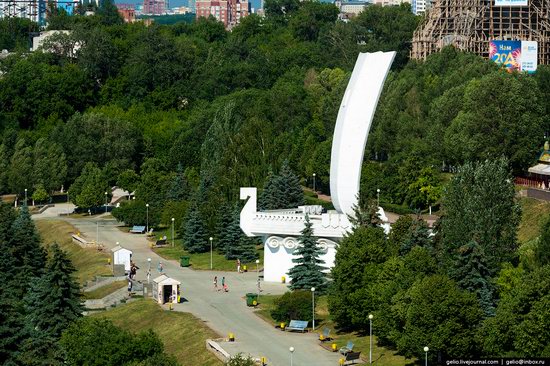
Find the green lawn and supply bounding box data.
[93,299,221,366]
[255,294,414,366]
[145,227,264,271]
[82,281,127,300]
[518,197,550,244]
[35,220,111,285]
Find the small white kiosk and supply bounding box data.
[111,245,133,272]
[152,274,181,304]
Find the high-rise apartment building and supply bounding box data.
[195,0,249,28]
[143,0,167,14]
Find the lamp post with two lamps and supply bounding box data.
[209,237,213,270]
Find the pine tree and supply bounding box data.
[25,243,82,339]
[449,241,495,316]
[183,204,208,253]
[0,286,27,366]
[288,215,327,293]
[399,219,432,256]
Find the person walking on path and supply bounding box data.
[158,262,163,273]
[213,276,218,291]
[237,259,241,273]
[221,276,227,292]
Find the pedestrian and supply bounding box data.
[213,276,218,291]
[158,262,163,273]
[146,269,151,283]
[223,281,228,292]
[221,276,225,291]
[236,258,241,273]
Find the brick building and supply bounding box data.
[195,0,249,28]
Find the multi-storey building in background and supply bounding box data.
[142,0,168,15]
[195,0,249,28]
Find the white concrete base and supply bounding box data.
[263,236,337,283]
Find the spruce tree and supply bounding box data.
[399,219,432,256]
[25,243,82,339]
[183,204,208,253]
[215,202,233,254]
[450,240,495,316]
[225,205,248,260]
[166,163,189,202]
[348,196,381,230]
[0,286,26,366]
[288,215,327,292]
[9,206,46,277]
[259,169,277,210]
[278,160,304,208]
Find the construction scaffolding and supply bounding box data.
[411,0,550,65]
[0,0,46,23]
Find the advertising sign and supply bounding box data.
[489,40,537,73]
[495,0,528,6]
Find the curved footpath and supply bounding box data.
[34,205,342,366]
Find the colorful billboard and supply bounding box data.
[489,40,537,73]
[495,0,528,6]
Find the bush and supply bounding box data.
[271,291,313,323]
[226,353,256,366]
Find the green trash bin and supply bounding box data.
[180,256,190,267]
[246,293,258,307]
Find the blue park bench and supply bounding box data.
[285,320,308,333]
[339,340,354,355]
[129,225,146,234]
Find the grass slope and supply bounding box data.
[82,281,127,300]
[255,294,413,366]
[94,299,222,366]
[35,220,111,285]
[518,197,550,244]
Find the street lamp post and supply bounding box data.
[311,287,316,330]
[171,218,175,247]
[424,346,429,366]
[289,347,295,366]
[369,314,373,364]
[146,203,149,232]
[105,191,108,213]
[209,237,213,270]
[24,188,27,206]
[256,259,260,297]
[312,173,316,192]
[376,188,380,207]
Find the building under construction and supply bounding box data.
[411,0,550,65]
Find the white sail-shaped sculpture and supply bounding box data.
[330,51,396,216]
[240,52,395,282]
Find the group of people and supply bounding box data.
[213,276,228,292]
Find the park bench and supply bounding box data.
[342,351,361,365]
[285,320,308,333]
[319,327,332,342]
[129,225,146,234]
[339,340,354,355]
[155,238,167,247]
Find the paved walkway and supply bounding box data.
[34,205,342,366]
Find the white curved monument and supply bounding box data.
[240,51,396,283]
